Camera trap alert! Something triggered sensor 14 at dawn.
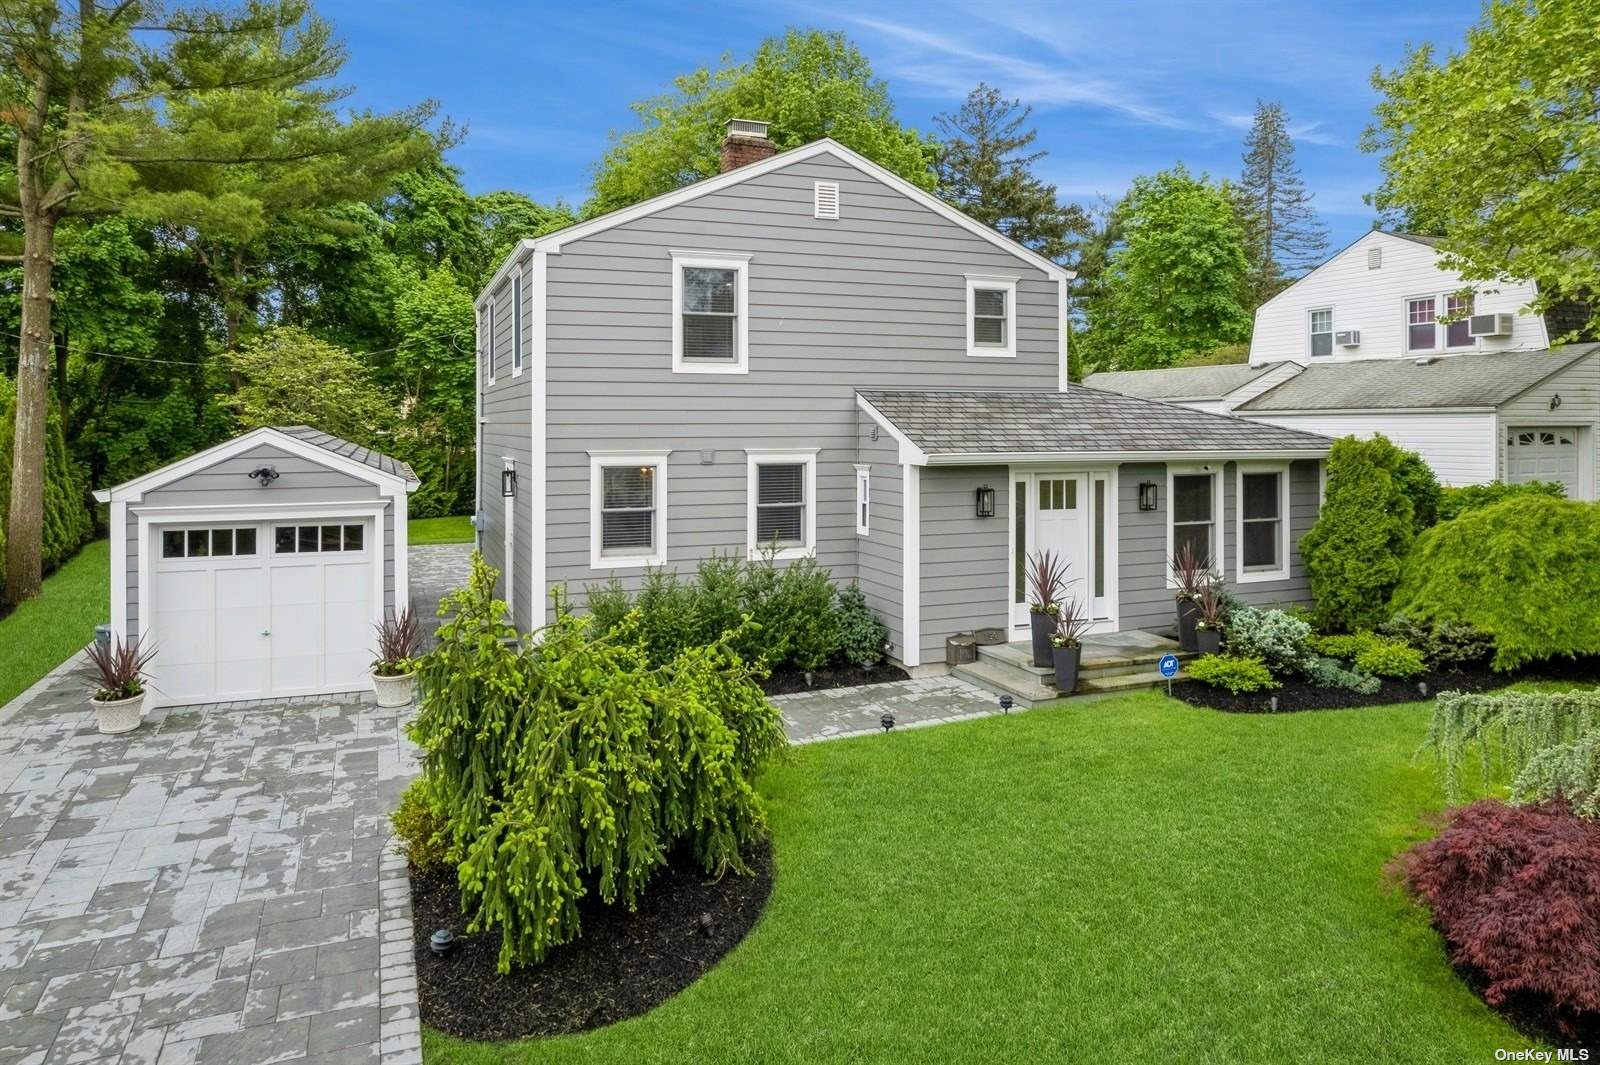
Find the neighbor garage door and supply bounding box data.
[150,520,375,703]
[1505,427,1580,497]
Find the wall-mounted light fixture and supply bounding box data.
[975,485,996,518]
[1139,482,1158,511]
[500,461,517,498]
[247,465,280,487]
[1550,393,1563,411]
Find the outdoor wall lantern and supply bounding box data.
[975,485,996,518]
[1139,481,1158,511]
[247,465,280,487]
[1551,393,1563,411]
[500,462,517,498]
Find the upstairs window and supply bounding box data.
[966,274,1018,358]
[1308,307,1334,358]
[1445,293,1474,348]
[671,251,750,374]
[746,450,817,559]
[588,451,669,568]
[1406,297,1437,352]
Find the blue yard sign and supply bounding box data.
[1158,654,1180,679]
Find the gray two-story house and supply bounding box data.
[474,121,1332,682]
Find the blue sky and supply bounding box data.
[321,0,1481,250]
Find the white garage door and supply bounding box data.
[150,520,375,703]
[1506,427,1580,497]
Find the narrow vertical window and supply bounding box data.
[1093,479,1106,600]
[486,300,497,382]
[854,465,870,535]
[512,269,524,373]
[1013,481,1026,604]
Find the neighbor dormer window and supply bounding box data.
[965,274,1018,358]
[1407,293,1477,353]
[671,251,750,374]
[1445,293,1474,348]
[1406,297,1437,353]
[1308,308,1334,358]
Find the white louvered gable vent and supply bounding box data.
[813,181,840,219]
[1367,247,1382,270]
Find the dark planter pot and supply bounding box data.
[1196,627,1222,656]
[1029,611,1055,668]
[1176,598,1200,652]
[1052,643,1082,692]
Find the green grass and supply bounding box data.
[425,693,1522,1064]
[410,515,473,545]
[0,540,109,707]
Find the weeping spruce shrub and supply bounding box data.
[1299,435,1416,632]
[1422,689,1600,815]
[0,378,93,598]
[406,554,787,973]
[1391,495,1600,671]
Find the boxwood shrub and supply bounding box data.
[1187,654,1278,694]
[1391,495,1600,670]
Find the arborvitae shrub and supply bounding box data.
[1299,434,1417,632]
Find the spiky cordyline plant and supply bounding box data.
[1169,541,1214,602]
[1027,550,1072,616]
[1195,582,1227,631]
[84,636,156,702]
[1051,597,1093,649]
[373,608,422,677]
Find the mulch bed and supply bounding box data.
[762,661,909,696]
[1450,958,1600,1056]
[411,839,774,1042]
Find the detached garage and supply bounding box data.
[95,426,419,706]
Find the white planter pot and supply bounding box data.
[91,692,144,735]
[372,671,417,708]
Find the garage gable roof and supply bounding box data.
[1235,344,1600,413]
[94,426,419,503]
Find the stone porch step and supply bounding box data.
[950,659,1060,709]
[1076,669,1188,694]
[978,639,1195,681]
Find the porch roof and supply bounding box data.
[857,388,1334,463]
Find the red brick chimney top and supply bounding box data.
[720,118,776,172]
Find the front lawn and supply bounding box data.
[424,693,1522,1064]
[410,515,474,545]
[0,540,109,708]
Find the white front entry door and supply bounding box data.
[1506,427,1580,497]
[149,520,375,703]
[1012,473,1090,625]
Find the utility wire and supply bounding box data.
[1,328,475,369]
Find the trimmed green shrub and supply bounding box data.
[1424,689,1600,814]
[1393,449,1442,531]
[583,577,632,635]
[1438,479,1564,523]
[1306,632,1371,660]
[0,379,93,600]
[836,582,887,667]
[1300,434,1417,632]
[1224,606,1311,676]
[391,778,452,871]
[1355,640,1426,679]
[411,554,787,972]
[1391,495,1600,671]
[1378,615,1495,671]
[768,556,840,673]
[1303,654,1381,694]
[1188,654,1278,693]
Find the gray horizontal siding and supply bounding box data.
[542,148,1060,619]
[919,465,1010,662]
[140,444,380,507]
[479,265,537,628]
[856,415,903,660]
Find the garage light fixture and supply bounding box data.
[975,485,996,518]
[247,465,279,487]
[1139,482,1158,511]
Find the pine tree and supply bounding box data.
[935,84,1087,262]
[1238,100,1329,303]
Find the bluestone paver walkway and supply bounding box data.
[774,674,1030,743]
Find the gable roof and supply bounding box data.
[275,425,418,483]
[857,388,1333,463]
[94,425,419,503]
[478,138,1071,301]
[1252,229,1458,317]
[1083,362,1288,403]
[1235,344,1600,413]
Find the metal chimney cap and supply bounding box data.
[726,118,770,139]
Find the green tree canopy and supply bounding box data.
[222,326,393,444]
[1364,0,1600,340]
[1077,166,1252,371]
[587,29,935,216]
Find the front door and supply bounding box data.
[1013,473,1090,627]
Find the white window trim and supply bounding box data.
[671,250,751,375]
[1235,461,1291,584]
[1307,306,1334,359]
[1404,292,1479,354]
[511,266,525,377]
[588,450,671,570]
[853,463,870,535]
[1441,291,1477,351]
[965,273,1018,359]
[746,449,819,560]
[484,300,496,385]
[1165,464,1224,589]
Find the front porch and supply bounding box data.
[950,629,1193,707]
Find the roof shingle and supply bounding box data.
[858,389,1333,457]
[275,425,419,484]
[1084,362,1283,402]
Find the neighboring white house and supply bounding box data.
[1086,230,1600,499]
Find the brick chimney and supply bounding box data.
[720,118,776,172]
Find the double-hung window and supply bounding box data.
[1308,307,1334,358]
[965,274,1017,358]
[1444,293,1474,348]
[671,251,750,373]
[1168,469,1219,579]
[746,450,817,559]
[588,451,669,568]
[1237,465,1290,582]
[1406,296,1437,352]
